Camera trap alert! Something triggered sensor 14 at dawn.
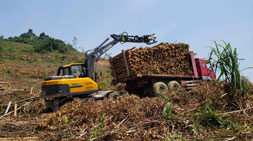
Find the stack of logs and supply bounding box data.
[109,43,194,82]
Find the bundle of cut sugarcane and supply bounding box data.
[109,43,194,81]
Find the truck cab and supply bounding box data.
[195,58,215,80]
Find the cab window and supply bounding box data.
[63,68,70,75]
[58,67,70,76]
[202,62,206,68]
[71,65,86,77]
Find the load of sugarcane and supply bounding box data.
[109,43,194,80]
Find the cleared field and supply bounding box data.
[0,40,252,140]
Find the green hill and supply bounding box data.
[0,30,112,90]
[0,39,83,64]
[0,29,84,64]
[0,30,85,87]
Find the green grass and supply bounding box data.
[192,103,230,128]
[0,40,83,64]
[208,41,252,97]
[97,66,114,90]
[5,67,13,74]
[62,117,68,124]
[0,40,34,55]
[155,92,172,121]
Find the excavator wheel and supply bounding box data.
[168,81,181,90]
[44,99,60,112]
[153,82,168,96]
[44,99,54,112]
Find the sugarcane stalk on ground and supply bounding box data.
[110,43,194,80]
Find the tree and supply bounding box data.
[6,29,77,54]
[0,45,2,56]
[39,32,49,40]
[0,37,3,55]
[28,29,33,34]
[20,29,36,39]
[72,36,77,49]
[72,36,85,54]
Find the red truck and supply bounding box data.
[110,51,216,96]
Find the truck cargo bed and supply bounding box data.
[110,43,197,83]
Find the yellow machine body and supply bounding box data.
[41,63,99,98]
[43,77,98,92]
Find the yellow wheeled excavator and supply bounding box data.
[41,32,156,111]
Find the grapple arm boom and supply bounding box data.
[85,32,157,80]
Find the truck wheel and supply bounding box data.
[168,81,181,90]
[153,82,168,96]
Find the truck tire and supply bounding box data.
[153,82,168,96]
[168,81,181,90]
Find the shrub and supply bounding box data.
[193,104,230,128]
[34,38,73,54]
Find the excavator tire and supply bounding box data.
[44,99,60,112]
[153,82,168,96]
[44,99,54,112]
[168,81,181,90]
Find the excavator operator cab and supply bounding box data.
[57,63,86,78]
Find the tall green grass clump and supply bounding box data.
[156,92,172,121]
[208,41,252,97]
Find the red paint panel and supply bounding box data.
[190,52,199,78]
[198,59,216,80]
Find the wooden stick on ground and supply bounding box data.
[0,137,38,140]
[224,107,253,114]
[0,107,21,119]
[0,96,40,107]
[4,101,12,115]
[115,115,129,128]
[14,103,17,117]
[15,96,40,104]
[0,102,30,119]
[79,115,115,138]
[30,87,33,95]
[0,82,9,84]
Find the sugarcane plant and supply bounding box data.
[208,41,252,97]
[156,92,172,121]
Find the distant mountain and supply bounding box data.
[5,29,76,54]
[0,30,83,64]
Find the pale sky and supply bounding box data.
[0,0,252,80]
